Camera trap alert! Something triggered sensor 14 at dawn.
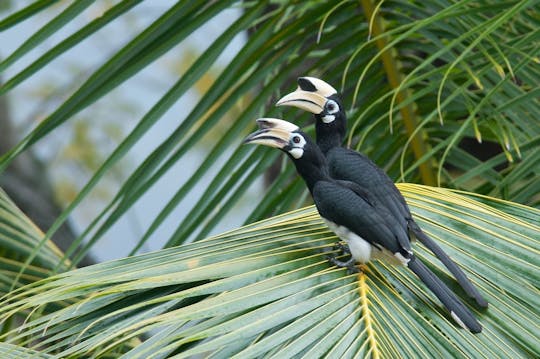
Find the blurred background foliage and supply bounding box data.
[0,1,538,265]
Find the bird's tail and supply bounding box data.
[407,256,482,334]
[408,221,488,308]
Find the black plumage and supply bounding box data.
[244,118,482,333]
[276,77,488,308]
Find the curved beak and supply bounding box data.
[276,89,326,114]
[244,118,298,149]
[243,128,290,149]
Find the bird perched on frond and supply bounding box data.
[276,77,487,309]
[244,118,482,333]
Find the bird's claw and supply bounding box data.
[332,242,351,255]
[327,256,361,274]
[326,242,360,274]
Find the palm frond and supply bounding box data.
[0,189,67,295]
[0,2,538,355]
[0,186,538,358]
[0,342,53,359]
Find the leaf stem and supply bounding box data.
[358,269,380,359]
[359,0,436,185]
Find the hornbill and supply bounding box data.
[276,77,488,308]
[244,118,482,333]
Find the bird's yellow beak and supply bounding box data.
[244,118,298,149]
[276,90,326,114]
[243,128,290,149]
[276,76,338,114]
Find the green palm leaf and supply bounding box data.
[0,343,53,359]
[0,185,538,358]
[0,189,67,295]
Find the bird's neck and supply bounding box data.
[293,158,331,194]
[316,129,343,154]
[315,116,346,155]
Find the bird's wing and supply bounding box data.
[337,179,412,254]
[313,180,408,256]
[327,148,412,223]
[329,148,488,307]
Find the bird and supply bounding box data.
[276,76,488,308]
[244,117,482,333]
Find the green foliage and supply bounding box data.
[0,1,539,357]
[0,189,67,296]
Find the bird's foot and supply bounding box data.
[327,256,361,274]
[332,241,351,255]
[326,242,360,274]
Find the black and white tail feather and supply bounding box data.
[407,256,482,333]
[409,221,488,308]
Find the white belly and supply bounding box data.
[323,219,406,265]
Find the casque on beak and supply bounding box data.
[276,90,326,114]
[256,117,300,131]
[276,76,338,114]
[244,118,299,149]
[243,129,288,149]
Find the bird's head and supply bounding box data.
[276,77,344,125]
[276,77,346,152]
[244,118,330,190]
[243,118,310,160]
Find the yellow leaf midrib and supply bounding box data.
[358,271,381,359]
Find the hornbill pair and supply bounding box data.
[244,77,486,333]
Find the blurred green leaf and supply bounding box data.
[0,189,67,296]
[0,0,57,31]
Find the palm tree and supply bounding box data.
[0,1,538,357]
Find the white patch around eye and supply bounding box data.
[289,133,306,158]
[291,134,306,146]
[326,99,339,114]
[322,115,335,123]
[289,147,304,159]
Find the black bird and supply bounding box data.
[244,118,482,333]
[276,77,488,308]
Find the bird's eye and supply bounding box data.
[292,135,302,144]
[326,100,339,114]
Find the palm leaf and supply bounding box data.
[0,188,67,295]
[0,343,53,359]
[0,1,538,355]
[0,185,538,358]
